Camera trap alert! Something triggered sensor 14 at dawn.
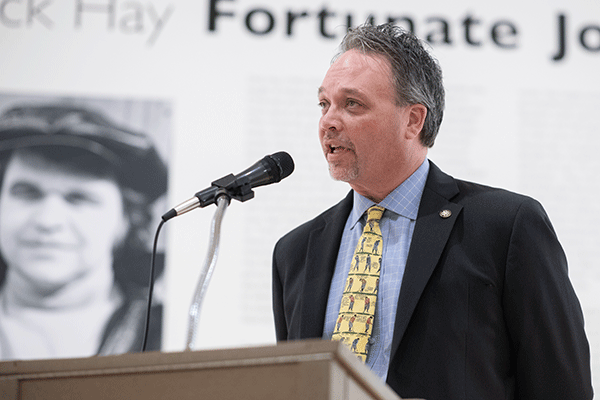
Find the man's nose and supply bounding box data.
[319,106,342,133]
[30,195,69,231]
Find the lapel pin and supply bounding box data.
[439,209,452,219]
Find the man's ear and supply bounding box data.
[405,104,428,140]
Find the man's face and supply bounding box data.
[0,150,128,294]
[318,49,421,198]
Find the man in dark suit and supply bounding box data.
[272,23,592,399]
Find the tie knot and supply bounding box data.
[366,205,385,222]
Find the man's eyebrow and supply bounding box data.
[8,180,36,190]
[340,88,364,97]
[317,87,365,97]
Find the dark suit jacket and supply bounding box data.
[272,162,592,400]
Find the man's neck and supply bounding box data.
[351,154,427,203]
[2,265,115,311]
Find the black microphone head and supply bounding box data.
[270,151,294,181]
[237,151,294,189]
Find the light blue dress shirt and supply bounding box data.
[322,159,429,380]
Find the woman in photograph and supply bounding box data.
[0,104,168,360]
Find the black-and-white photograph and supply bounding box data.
[0,93,170,360]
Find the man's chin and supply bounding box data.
[329,164,359,183]
[14,260,82,290]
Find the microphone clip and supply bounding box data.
[210,173,255,204]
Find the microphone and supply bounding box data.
[162,151,294,221]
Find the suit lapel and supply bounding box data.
[390,162,462,357]
[299,192,353,338]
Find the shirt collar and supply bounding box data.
[349,158,430,228]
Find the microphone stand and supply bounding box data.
[185,194,230,351]
[184,175,255,352]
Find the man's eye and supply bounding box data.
[318,101,330,114]
[9,182,43,201]
[64,192,98,206]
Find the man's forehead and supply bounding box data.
[320,50,392,85]
[332,50,391,72]
[3,150,106,185]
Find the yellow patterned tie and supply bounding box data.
[332,205,384,361]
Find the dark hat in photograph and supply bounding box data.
[0,104,168,201]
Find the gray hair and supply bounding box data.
[335,23,445,148]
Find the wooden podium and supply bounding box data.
[0,340,418,400]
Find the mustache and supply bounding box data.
[322,134,355,152]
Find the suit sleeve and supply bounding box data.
[272,239,288,341]
[502,198,593,399]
